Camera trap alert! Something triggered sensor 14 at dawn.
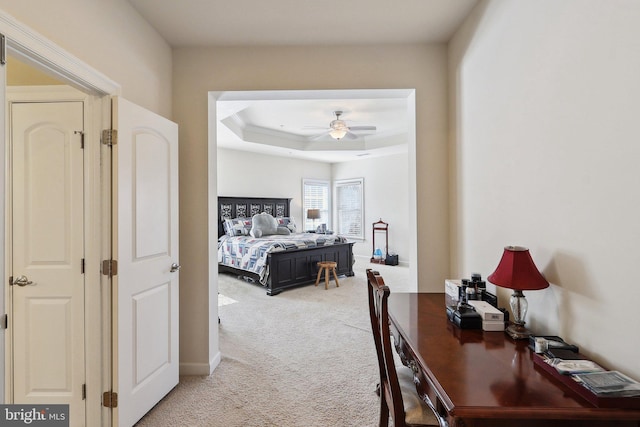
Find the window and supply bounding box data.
[335,178,364,239]
[303,179,330,231]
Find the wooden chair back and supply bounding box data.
[367,268,406,426]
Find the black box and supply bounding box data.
[481,290,498,307]
[446,305,482,329]
[385,254,399,266]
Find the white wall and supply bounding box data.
[175,44,449,367]
[0,4,450,378]
[333,153,409,262]
[218,148,410,263]
[217,147,331,223]
[0,0,172,117]
[450,0,640,379]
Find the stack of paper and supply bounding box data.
[546,358,604,375]
[574,371,640,397]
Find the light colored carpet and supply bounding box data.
[135,260,392,427]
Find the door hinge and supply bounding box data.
[0,34,6,65]
[102,391,118,408]
[101,129,117,146]
[1,314,7,330]
[74,130,85,149]
[8,276,13,286]
[82,384,86,400]
[102,259,118,277]
[81,258,85,274]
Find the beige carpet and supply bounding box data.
[135,262,384,427]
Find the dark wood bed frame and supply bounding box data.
[218,196,355,295]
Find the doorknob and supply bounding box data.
[170,263,181,273]
[13,275,34,287]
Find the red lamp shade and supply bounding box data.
[487,246,549,291]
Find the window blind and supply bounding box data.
[335,178,364,239]
[303,179,330,231]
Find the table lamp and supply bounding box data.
[307,208,321,231]
[487,246,549,340]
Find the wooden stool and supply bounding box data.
[315,261,340,290]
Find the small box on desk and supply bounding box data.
[445,279,463,302]
[482,320,505,331]
[528,335,579,353]
[468,300,504,321]
[446,305,482,329]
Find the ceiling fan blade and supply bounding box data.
[310,131,330,141]
[348,126,376,131]
[344,131,359,140]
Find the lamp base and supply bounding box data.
[505,322,531,340]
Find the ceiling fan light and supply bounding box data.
[330,128,347,140]
[330,119,347,130]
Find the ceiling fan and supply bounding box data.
[312,111,377,140]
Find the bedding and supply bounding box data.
[218,232,348,284]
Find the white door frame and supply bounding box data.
[0,10,120,426]
[6,85,91,423]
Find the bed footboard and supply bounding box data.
[266,241,355,295]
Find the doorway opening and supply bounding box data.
[209,88,418,290]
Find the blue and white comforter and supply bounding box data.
[218,233,347,284]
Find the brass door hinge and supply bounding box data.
[102,259,118,277]
[101,129,117,146]
[103,391,118,408]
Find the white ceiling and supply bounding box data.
[215,89,414,163]
[128,0,478,47]
[129,0,477,162]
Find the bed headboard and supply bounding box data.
[218,196,292,237]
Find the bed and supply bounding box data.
[218,196,355,295]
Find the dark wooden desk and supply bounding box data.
[388,293,640,427]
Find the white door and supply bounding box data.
[112,97,179,427]
[11,101,86,424]
[0,51,6,406]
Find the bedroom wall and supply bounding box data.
[332,153,410,263]
[0,0,172,116]
[449,0,640,379]
[217,147,409,264]
[217,147,332,224]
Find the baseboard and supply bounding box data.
[179,351,221,376]
[354,253,409,267]
[209,351,221,374]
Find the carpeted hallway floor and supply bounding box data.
[135,258,409,426]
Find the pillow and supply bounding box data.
[277,217,297,233]
[223,218,252,237]
[250,212,291,238]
